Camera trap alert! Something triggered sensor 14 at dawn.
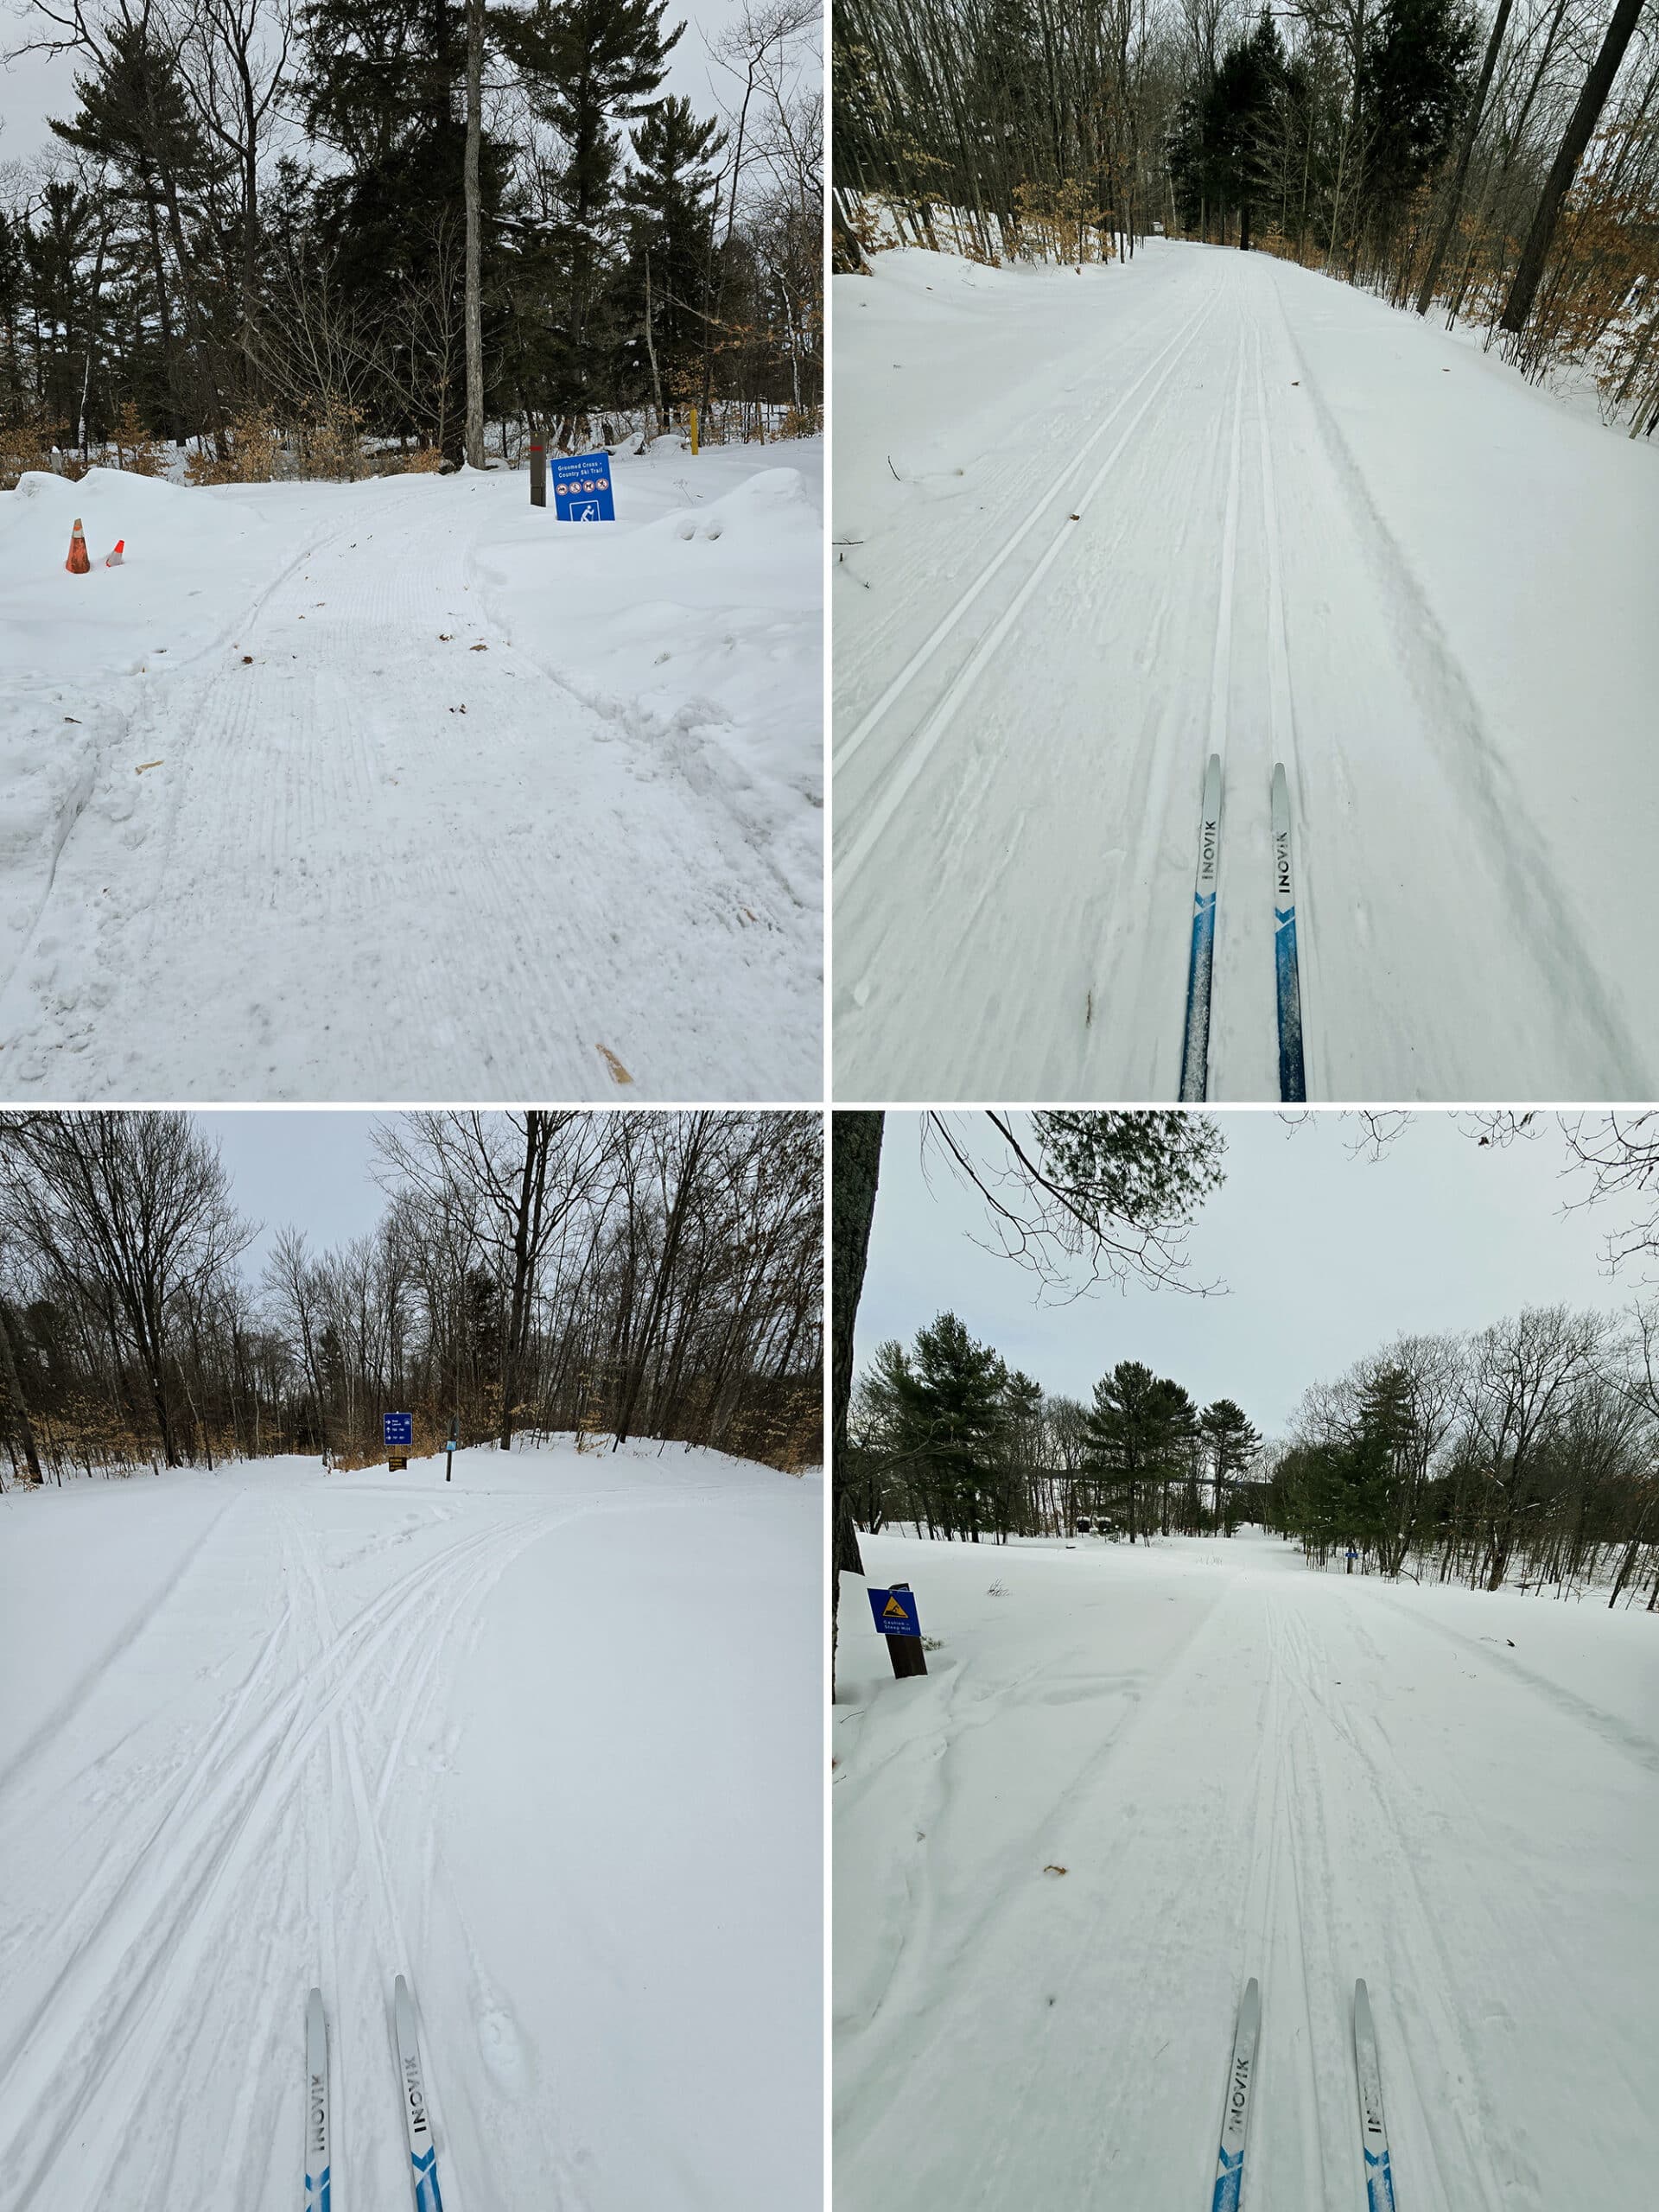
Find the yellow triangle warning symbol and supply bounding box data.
[882,1593,909,1619]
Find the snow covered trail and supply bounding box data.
[834,1531,1657,2211]
[832,245,1659,1101]
[0,441,821,1100]
[0,1443,822,2211]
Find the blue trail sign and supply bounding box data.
[868,1586,920,1638]
[385,1412,413,1449]
[552,452,616,523]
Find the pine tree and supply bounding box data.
[620,96,725,412]
[299,0,512,454]
[889,1311,1010,1541]
[1201,1398,1262,1532]
[497,0,682,416]
[1084,1360,1174,1544]
[1358,0,1479,240]
[50,20,220,437]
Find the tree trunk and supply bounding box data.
[0,1296,43,1484]
[1415,0,1512,317]
[1499,0,1644,339]
[498,1114,549,1452]
[831,1113,884,1690]
[463,0,486,471]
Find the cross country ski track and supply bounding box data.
[0,474,817,1101]
[0,1455,810,2212]
[833,1538,1657,2210]
[0,1487,563,2208]
[832,245,1659,1100]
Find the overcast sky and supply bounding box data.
[0,0,773,168]
[197,1110,388,1282]
[855,1112,1646,1435]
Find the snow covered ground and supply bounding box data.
[832,243,1659,1101]
[0,436,822,1100]
[835,1529,1657,2210]
[0,1440,822,2210]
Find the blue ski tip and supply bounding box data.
[1211,2147,1244,2212]
[1274,908,1306,1102]
[411,2144,445,2212]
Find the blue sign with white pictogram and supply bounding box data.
[868,1586,921,1638]
[385,1412,413,1448]
[552,451,616,523]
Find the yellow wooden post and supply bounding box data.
[689,405,699,455]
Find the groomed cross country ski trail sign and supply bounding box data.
[1179,752,1224,1102]
[395,1974,446,2211]
[1353,1980,1397,2212]
[305,1988,330,2212]
[1270,763,1306,1103]
[1211,1976,1260,2212]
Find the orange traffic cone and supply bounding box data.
[105,539,125,568]
[65,518,90,574]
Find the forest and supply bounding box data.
[0,0,822,483]
[846,1297,1659,1605]
[833,0,1659,432]
[0,1109,823,1482]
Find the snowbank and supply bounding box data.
[0,466,277,682]
[474,444,823,924]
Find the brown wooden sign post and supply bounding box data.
[868,1581,927,1679]
[530,442,546,508]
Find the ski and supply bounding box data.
[1353,1980,1397,2212]
[1211,1977,1261,2212]
[305,1988,330,2212]
[1179,751,1224,1101]
[1270,762,1306,1103]
[394,1974,445,2212]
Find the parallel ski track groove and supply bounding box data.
[836,291,1224,893]
[1274,1593,1508,2212]
[0,1507,543,2205]
[1259,264,1644,1096]
[1251,316,1313,1101]
[833,286,1217,779]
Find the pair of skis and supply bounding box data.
[307,1975,444,2211]
[1179,755,1306,1103]
[1211,1976,1395,2210]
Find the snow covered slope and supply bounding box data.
[0,1441,822,2210]
[0,437,821,1100]
[835,1529,1657,2210]
[832,244,1659,1101]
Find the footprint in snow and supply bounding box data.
[478,2007,528,2088]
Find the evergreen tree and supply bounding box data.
[50,19,220,435]
[298,0,514,453]
[1358,0,1478,237]
[498,0,682,414]
[889,1310,1010,1541]
[1084,1359,1172,1543]
[620,96,725,412]
[1201,1397,1262,1531]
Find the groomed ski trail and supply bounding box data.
[0,1448,822,2211]
[0,472,817,1101]
[832,243,1659,1101]
[833,1533,1658,2211]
